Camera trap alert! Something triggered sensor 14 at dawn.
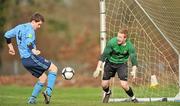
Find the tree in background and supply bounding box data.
[0,0,6,66]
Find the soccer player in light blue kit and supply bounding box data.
[4,13,58,104]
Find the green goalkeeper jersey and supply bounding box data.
[100,37,138,66]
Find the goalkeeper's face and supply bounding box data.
[117,32,126,44]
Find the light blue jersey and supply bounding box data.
[4,23,36,58]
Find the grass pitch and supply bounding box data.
[0,85,179,106]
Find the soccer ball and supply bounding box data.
[62,67,75,80]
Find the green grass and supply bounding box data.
[112,85,179,98]
[0,85,179,106]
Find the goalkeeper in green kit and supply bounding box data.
[93,29,138,103]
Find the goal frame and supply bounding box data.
[99,0,180,102]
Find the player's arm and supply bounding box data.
[128,42,138,78]
[27,43,41,55]
[4,27,17,55]
[93,41,112,78]
[7,42,15,55]
[4,37,15,55]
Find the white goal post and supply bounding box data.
[99,0,180,102]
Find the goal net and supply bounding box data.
[100,0,180,102]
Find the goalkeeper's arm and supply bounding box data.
[93,51,108,78]
[93,40,112,78]
[129,42,138,79]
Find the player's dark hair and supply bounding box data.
[30,12,45,22]
[119,28,128,38]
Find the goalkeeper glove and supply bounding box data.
[93,67,102,78]
[130,65,137,79]
[93,61,103,78]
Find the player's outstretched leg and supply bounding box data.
[28,81,44,104]
[43,72,57,104]
[43,63,58,104]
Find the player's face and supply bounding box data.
[117,32,126,44]
[32,21,43,30]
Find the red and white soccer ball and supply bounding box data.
[62,67,75,80]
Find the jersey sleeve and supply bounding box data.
[4,26,18,38]
[99,40,113,62]
[128,41,138,66]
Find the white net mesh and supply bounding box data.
[104,0,180,99]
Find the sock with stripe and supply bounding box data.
[31,81,44,98]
